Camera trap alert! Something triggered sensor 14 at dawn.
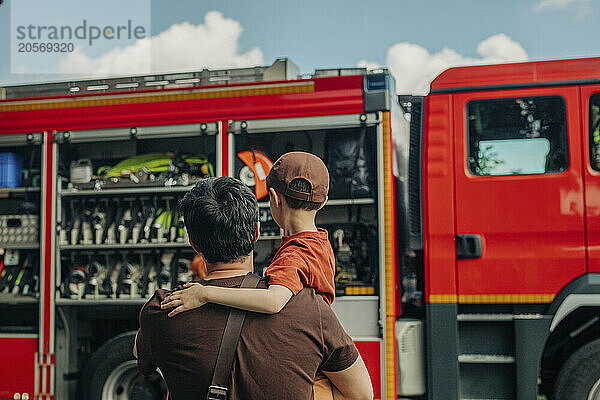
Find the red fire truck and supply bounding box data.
[0,56,599,400]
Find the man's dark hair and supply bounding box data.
[179,177,259,264]
[283,178,322,211]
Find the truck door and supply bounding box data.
[582,85,600,272]
[452,87,586,302]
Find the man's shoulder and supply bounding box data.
[290,287,339,324]
[140,289,171,316]
[284,286,327,310]
[201,275,268,289]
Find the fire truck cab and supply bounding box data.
[415,57,600,400]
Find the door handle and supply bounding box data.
[456,234,482,259]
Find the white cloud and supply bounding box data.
[476,34,528,62]
[58,11,264,76]
[365,33,528,95]
[533,0,593,19]
[357,60,382,70]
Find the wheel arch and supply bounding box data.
[548,273,600,329]
[539,273,600,396]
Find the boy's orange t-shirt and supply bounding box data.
[265,228,335,305]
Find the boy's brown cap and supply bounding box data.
[266,152,329,203]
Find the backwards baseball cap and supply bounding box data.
[266,152,329,203]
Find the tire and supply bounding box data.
[553,338,600,400]
[79,331,167,400]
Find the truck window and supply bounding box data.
[467,96,568,176]
[590,93,600,171]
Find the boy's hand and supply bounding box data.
[160,282,207,317]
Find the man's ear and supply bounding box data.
[269,187,280,207]
[255,221,261,242]
[317,195,328,211]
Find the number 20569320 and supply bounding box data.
[18,42,74,52]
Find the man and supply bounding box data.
[134,176,373,400]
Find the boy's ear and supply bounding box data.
[317,195,328,211]
[269,187,280,207]
[255,221,261,243]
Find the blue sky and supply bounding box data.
[0,0,598,93]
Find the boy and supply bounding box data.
[161,152,340,398]
[161,151,334,312]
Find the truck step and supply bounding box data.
[458,354,515,364]
[458,315,517,399]
[457,313,546,322]
[457,313,514,321]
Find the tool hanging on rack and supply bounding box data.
[319,223,378,296]
[69,152,215,190]
[65,254,88,299]
[0,250,37,296]
[62,195,189,246]
[116,252,144,298]
[237,150,273,200]
[84,254,110,299]
[16,252,38,296]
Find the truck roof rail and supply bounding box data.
[0,58,302,100]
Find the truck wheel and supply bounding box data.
[79,331,167,400]
[553,338,600,400]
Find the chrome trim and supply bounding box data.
[334,296,379,302]
[0,132,43,145]
[50,135,57,354]
[351,337,382,342]
[216,121,223,177]
[39,132,47,357]
[61,185,197,197]
[228,131,234,177]
[229,113,379,134]
[57,123,217,143]
[34,352,39,398]
[55,177,62,298]
[0,333,38,338]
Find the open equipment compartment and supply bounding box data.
[54,124,218,305]
[229,114,381,337]
[0,132,43,400]
[0,132,43,331]
[53,124,219,399]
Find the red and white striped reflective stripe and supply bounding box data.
[35,350,55,398]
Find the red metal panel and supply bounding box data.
[431,57,600,92]
[581,85,600,272]
[453,87,586,301]
[423,94,458,303]
[355,340,381,400]
[0,336,37,398]
[0,76,364,135]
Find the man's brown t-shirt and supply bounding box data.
[136,275,358,400]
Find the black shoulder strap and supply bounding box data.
[206,273,261,400]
